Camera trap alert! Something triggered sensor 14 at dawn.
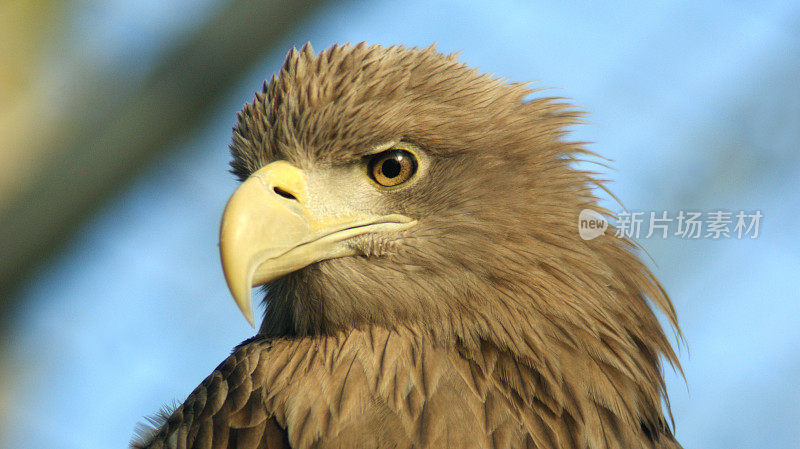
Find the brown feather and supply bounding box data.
[134,42,682,449]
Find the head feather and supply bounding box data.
[230,42,682,443]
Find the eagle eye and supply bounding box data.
[367,149,417,187]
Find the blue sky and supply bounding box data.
[3,1,799,448]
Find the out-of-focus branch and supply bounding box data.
[0,0,326,318]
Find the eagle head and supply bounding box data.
[222,43,680,436]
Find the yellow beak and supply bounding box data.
[219,161,415,327]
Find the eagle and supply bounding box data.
[132,43,682,449]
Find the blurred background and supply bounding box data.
[1,1,798,447]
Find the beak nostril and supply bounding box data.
[273,186,297,200]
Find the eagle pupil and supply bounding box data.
[381,158,402,178]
